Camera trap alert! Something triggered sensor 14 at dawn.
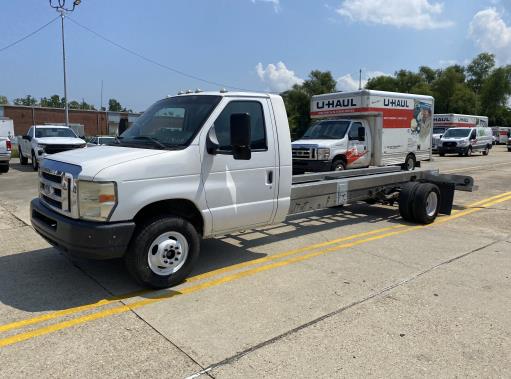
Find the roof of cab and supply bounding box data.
[172,91,274,99]
[33,124,71,128]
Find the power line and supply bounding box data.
[0,16,60,53]
[67,17,256,92]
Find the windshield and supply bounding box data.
[443,128,471,138]
[35,128,77,138]
[120,95,221,149]
[302,120,351,140]
[433,127,447,134]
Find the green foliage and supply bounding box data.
[282,71,337,138]
[0,96,8,105]
[40,95,65,108]
[13,95,38,106]
[108,98,122,112]
[367,54,511,126]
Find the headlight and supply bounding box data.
[317,148,330,160]
[37,144,46,151]
[458,140,468,146]
[78,181,117,221]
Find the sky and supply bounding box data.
[1,0,511,111]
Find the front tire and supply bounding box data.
[482,145,489,156]
[125,215,200,289]
[31,151,38,171]
[465,146,473,157]
[19,148,28,165]
[331,158,346,171]
[402,154,416,171]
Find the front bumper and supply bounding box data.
[438,146,468,154]
[292,159,332,173]
[31,198,135,260]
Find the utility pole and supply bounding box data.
[49,0,81,127]
[100,79,104,111]
[359,69,362,90]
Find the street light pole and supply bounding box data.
[49,0,81,127]
[60,10,69,126]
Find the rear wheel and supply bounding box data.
[31,151,38,171]
[0,164,8,173]
[398,182,421,222]
[412,183,440,224]
[125,215,200,288]
[439,152,445,157]
[19,148,28,165]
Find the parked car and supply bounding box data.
[0,137,11,173]
[438,126,493,157]
[17,125,86,170]
[87,135,116,147]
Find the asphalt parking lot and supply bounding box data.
[0,147,510,378]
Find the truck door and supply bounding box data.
[346,122,370,168]
[202,99,277,233]
[22,127,33,155]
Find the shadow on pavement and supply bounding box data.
[9,162,35,173]
[0,203,403,313]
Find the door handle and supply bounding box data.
[267,170,273,184]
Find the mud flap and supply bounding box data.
[437,182,455,215]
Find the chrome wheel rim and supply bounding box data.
[147,231,189,276]
[426,191,438,217]
[335,163,345,171]
[467,148,472,156]
[32,154,37,169]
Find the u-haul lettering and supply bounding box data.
[315,98,357,110]
[383,98,410,108]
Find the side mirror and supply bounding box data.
[358,126,365,141]
[230,113,251,160]
[206,127,219,155]
[22,135,31,141]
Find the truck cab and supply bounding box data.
[18,125,86,170]
[432,126,448,153]
[292,119,371,173]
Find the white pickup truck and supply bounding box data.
[18,125,86,171]
[0,137,11,173]
[30,91,475,288]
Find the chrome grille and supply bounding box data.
[39,168,78,218]
[292,147,316,160]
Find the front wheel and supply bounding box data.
[482,145,489,156]
[465,146,473,157]
[125,215,200,288]
[31,151,38,171]
[19,148,28,165]
[331,159,346,171]
[402,154,416,171]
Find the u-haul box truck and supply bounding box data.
[292,90,433,173]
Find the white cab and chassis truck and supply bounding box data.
[18,125,86,171]
[30,92,475,288]
[292,90,434,173]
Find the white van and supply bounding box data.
[292,90,433,173]
[438,127,493,156]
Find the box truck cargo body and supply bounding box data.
[292,90,433,173]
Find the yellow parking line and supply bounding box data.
[0,225,406,334]
[1,192,510,348]
[445,162,510,174]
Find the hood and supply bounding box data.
[292,139,344,148]
[37,137,85,145]
[47,146,167,179]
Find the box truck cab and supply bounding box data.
[292,90,433,173]
[438,126,493,156]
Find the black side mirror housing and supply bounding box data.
[230,113,251,160]
[23,135,31,141]
[358,126,365,141]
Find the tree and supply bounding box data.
[365,75,400,92]
[281,70,337,138]
[68,100,81,110]
[0,96,8,105]
[395,70,424,93]
[13,95,38,106]
[466,53,495,93]
[108,98,122,112]
[80,100,96,110]
[418,66,437,84]
[40,95,64,108]
[431,66,466,113]
[479,66,511,124]
[449,84,477,114]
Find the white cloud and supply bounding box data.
[337,0,453,30]
[337,71,388,91]
[469,7,511,63]
[256,62,304,92]
[438,59,458,67]
[251,0,280,13]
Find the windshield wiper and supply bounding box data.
[132,136,168,149]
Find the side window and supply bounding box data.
[470,130,477,139]
[348,122,363,140]
[27,127,33,137]
[213,101,267,151]
[91,138,97,144]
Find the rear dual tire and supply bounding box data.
[398,182,440,224]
